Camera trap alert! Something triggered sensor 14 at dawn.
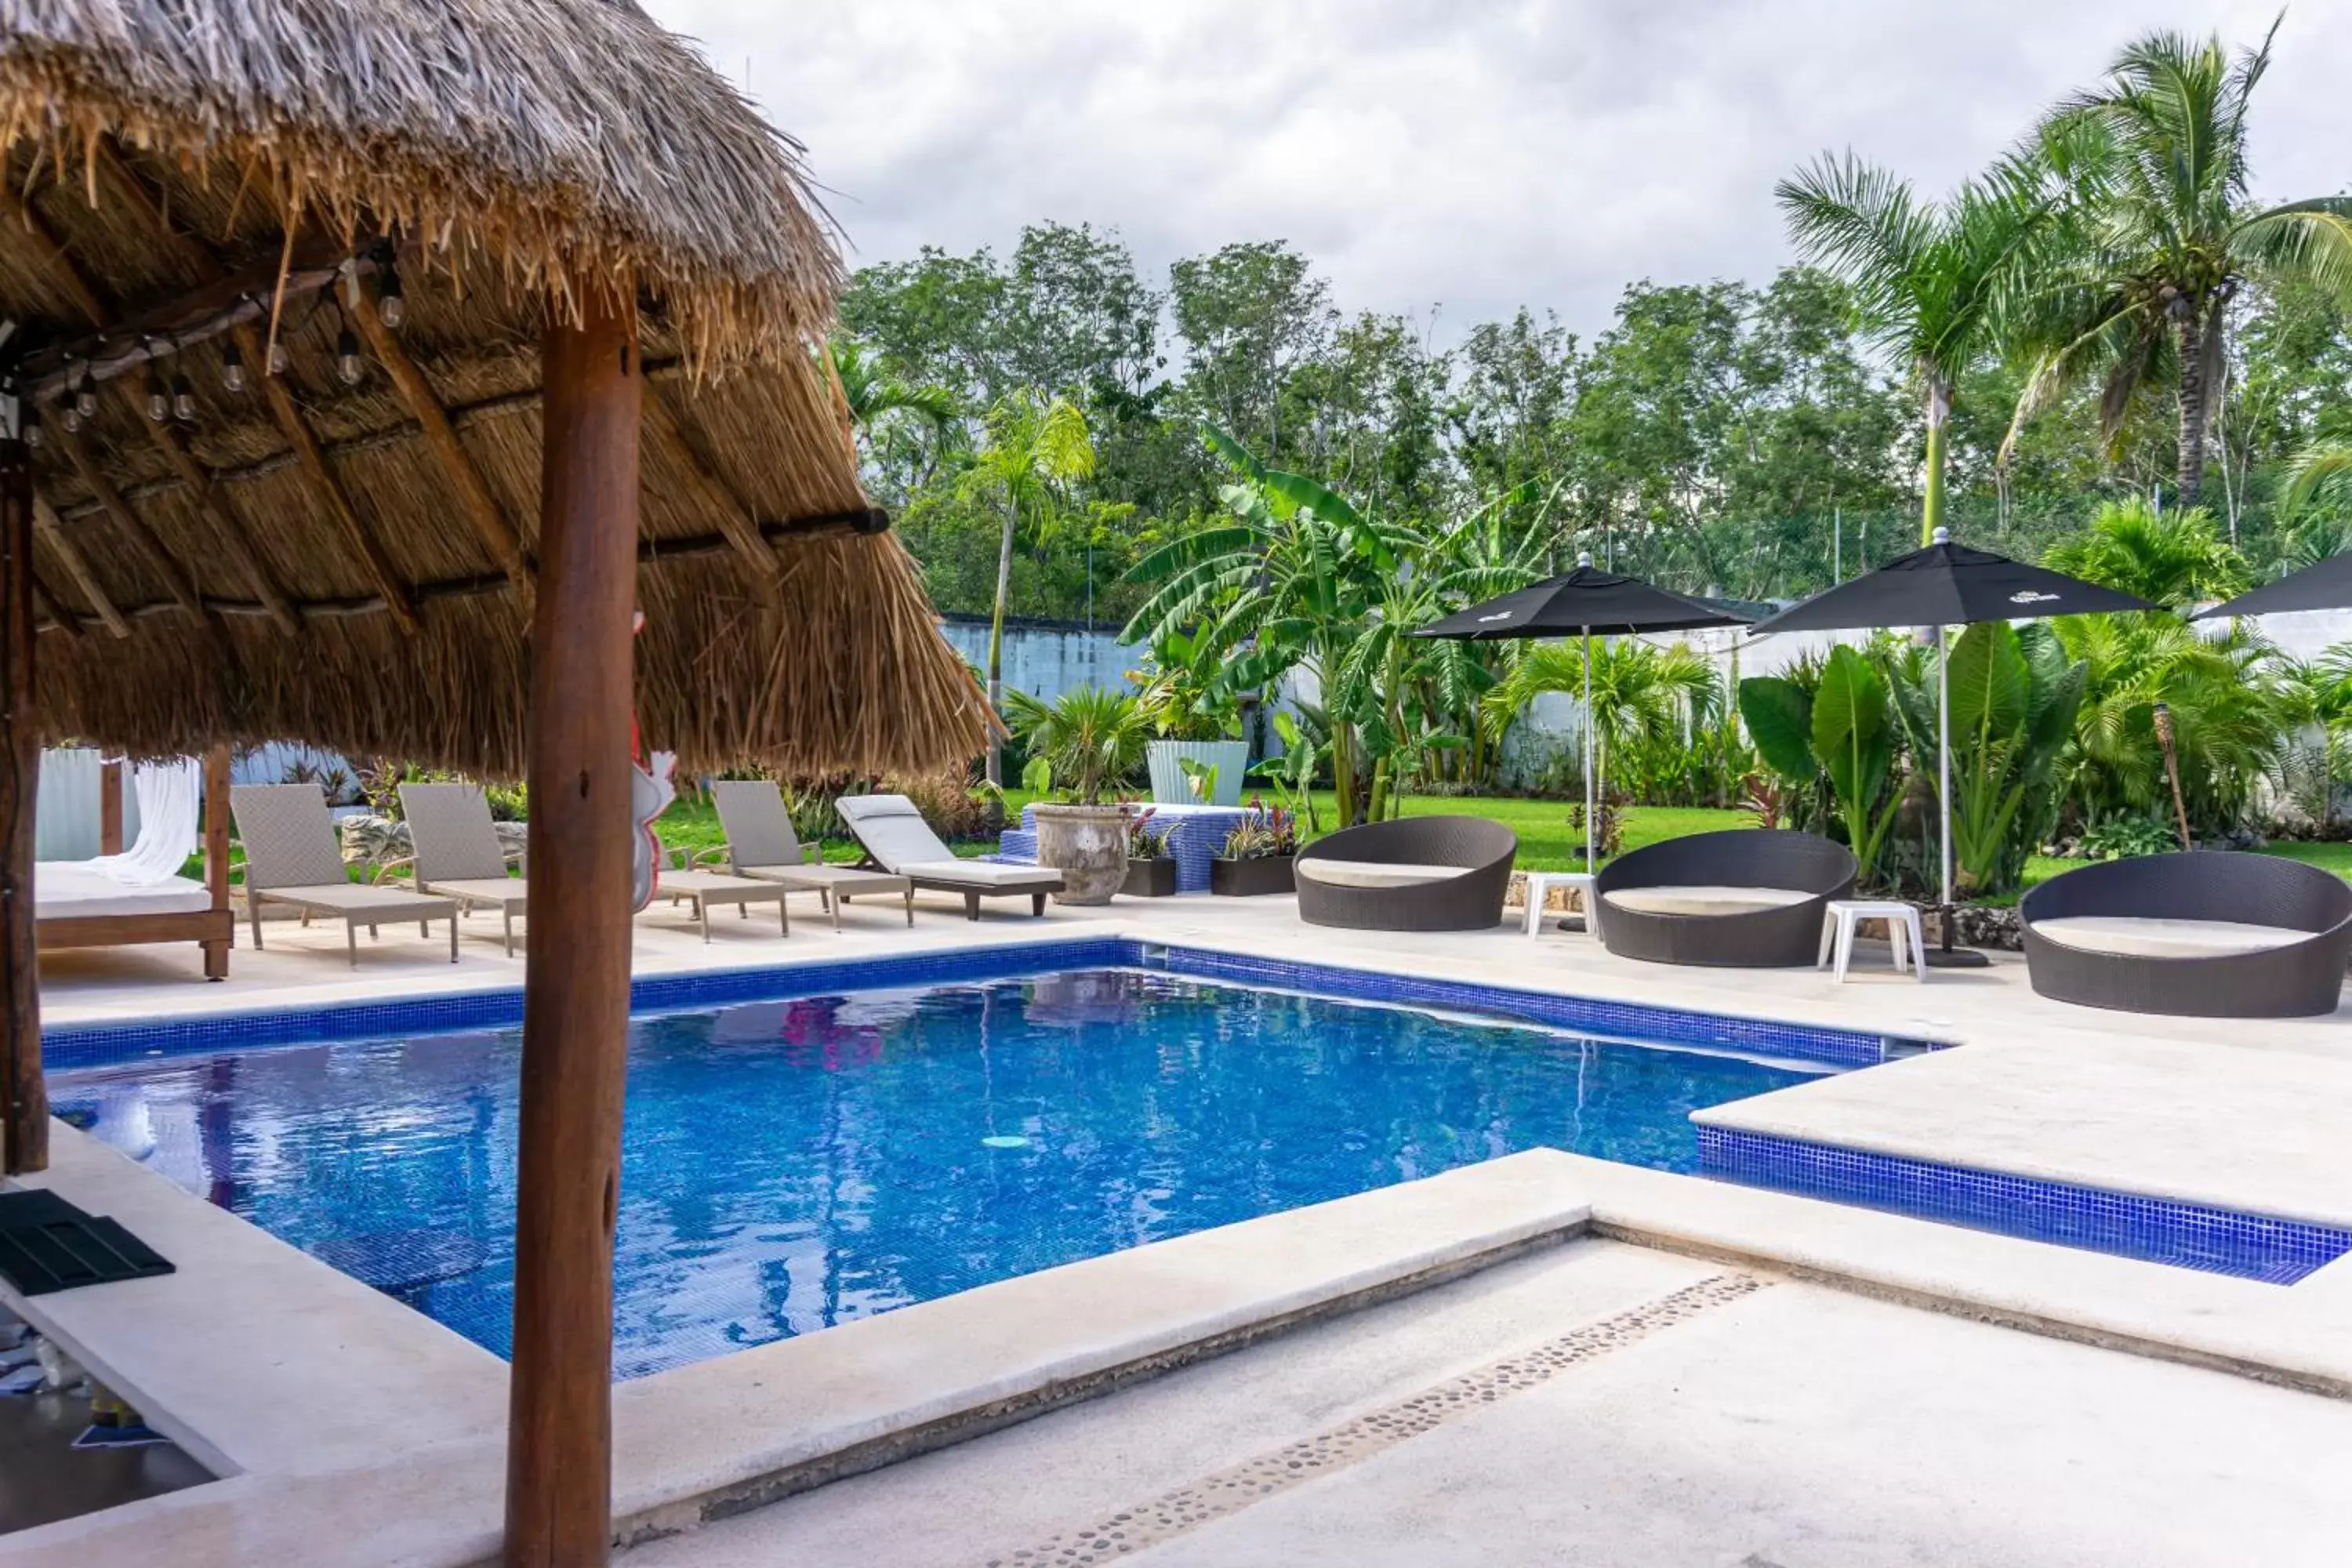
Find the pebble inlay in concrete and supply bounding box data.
[975,1271,1767,1565]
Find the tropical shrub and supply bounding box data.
[1219,802,1298,859]
[2079,814,2179,860]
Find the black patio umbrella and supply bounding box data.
[2191,553,2352,620]
[1416,554,1751,877]
[1748,528,2160,959]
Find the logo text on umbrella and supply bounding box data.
[2008,591,2061,604]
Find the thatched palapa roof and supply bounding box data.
[1,0,990,779]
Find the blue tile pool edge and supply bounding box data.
[38,935,1927,1073]
[1697,1125,2352,1285]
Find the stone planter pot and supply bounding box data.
[1123,857,1178,898]
[1210,855,1295,897]
[1031,803,1132,906]
[1146,740,1250,807]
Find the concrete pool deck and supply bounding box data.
[9,885,2352,1563]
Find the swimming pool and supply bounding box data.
[49,964,1830,1377]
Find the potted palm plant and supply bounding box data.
[1122,807,1178,898]
[1210,800,1298,896]
[1007,687,1152,905]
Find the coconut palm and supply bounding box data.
[2005,24,2352,505]
[2051,612,2281,833]
[2039,498,2250,610]
[960,393,1097,783]
[2283,411,2352,519]
[1778,149,2060,546]
[826,339,958,435]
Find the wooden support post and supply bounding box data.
[504,289,639,1567]
[99,760,124,855]
[2,438,47,1174]
[201,744,230,980]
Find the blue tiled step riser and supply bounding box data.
[1698,1125,2350,1285]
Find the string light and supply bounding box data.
[267,338,291,376]
[60,403,82,434]
[376,263,405,329]
[16,396,39,449]
[221,338,246,394]
[172,370,197,423]
[336,322,365,385]
[74,363,98,419]
[145,362,171,423]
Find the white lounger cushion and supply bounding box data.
[2031,916,2307,960]
[1295,859,1461,890]
[34,862,211,919]
[1603,884,1815,917]
[899,858,1062,887]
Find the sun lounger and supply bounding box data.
[1593,829,1857,967]
[707,780,913,929]
[834,794,1062,919]
[2020,851,2352,1017]
[1294,816,1517,931]
[645,837,792,942]
[397,783,530,956]
[230,784,459,967]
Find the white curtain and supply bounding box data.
[35,753,194,884]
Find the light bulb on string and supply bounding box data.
[221,339,246,394]
[377,263,405,329]
[74,365,97,419]
[145,365,171,423]
[267,339,291,376]
[336,325,365,386]
[19,404,41,448]
[172,372,197,423]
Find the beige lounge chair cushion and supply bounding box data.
[657,869,785,903]
[1603,884,1815,917]
[424,876,528,909]
[737,863,909,896]
[1295,859,1461,890]
[2031,916,2307,960]
[257,883,456,920]
[900,858,1062,888]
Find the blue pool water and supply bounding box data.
[50,968,1825,1377]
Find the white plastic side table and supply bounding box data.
[1523,870,1599,938]
[1818,899,1926,982]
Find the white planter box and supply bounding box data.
[1146,741,1250,807]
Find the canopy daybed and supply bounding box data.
[33,748,231,978]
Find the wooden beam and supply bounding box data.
[639,387,784,593]
[99,760,124,855]
[506,289,638,1566]
[2,437,47,1174]
[45,418,207,621]
[28,575,82,639]
[351,278,535,603]
[201,743,230,980]
[139,415,300,635]
[33,493,130,637]
[0,181,110,328]
[240,324,422,633]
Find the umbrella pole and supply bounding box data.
[1584,626,1595,882]
[1927,620,1987,967]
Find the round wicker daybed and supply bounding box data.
[1595,829,1857,967]
[2019,851,2352,1018]
[1294,816,1518,931]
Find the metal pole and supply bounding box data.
[1833,506,1842,583]
[1584,625,1595,879]
[1937,619,1953,911]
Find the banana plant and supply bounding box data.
[1740,645,1900,877]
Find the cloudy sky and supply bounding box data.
[647,1,2351,339]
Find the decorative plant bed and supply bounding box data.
[1123,857,1179,898]
[1210,855,1296,897]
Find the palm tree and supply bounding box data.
[826,339,959,435]
[2283,410,2352,519]
[2052,612,2281,833]
[960,393,1097,783]
[2005,24,2352,506]
[1482,639,1719,812]
[2039,498,2250,610]
[1778,150,2059,546]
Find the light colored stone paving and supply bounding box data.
[628,1238,2352,1568]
